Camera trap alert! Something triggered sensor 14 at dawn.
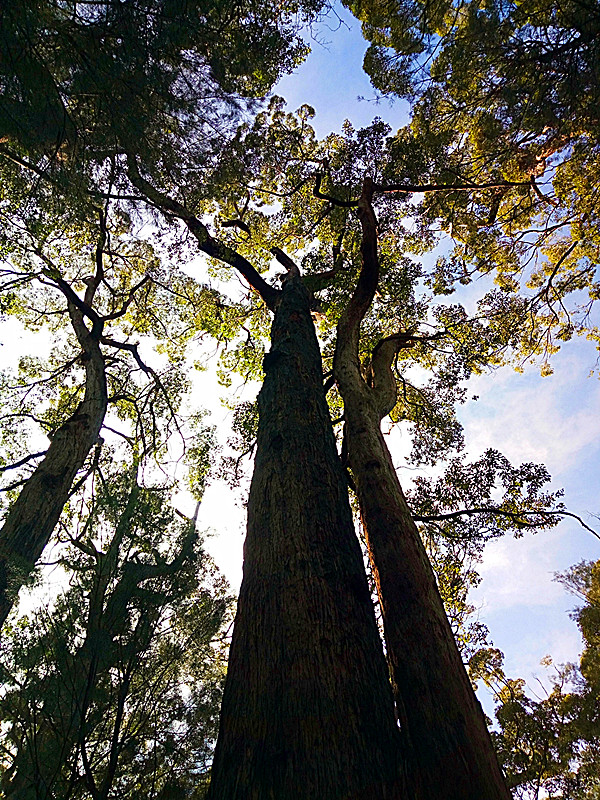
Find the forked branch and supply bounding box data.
[126,156,280,310]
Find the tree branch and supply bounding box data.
[126,156,280,310]
[304,228,347,293]
[84,207,107,307]
[340,177,379,349]
[270,247,300,277]
[413,507,600,541]
[36,253,104,337]
[101,275,150,323]
[0,452,46,473]
[100,336,183,441]
[314,173,534,209]
[334,177,381,404]
[368,331,445,419]
[314,172,358,208]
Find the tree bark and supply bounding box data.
[333,177,510,800]
[207,276,404,800]
[339,379,511,800]
[0,305,107,628]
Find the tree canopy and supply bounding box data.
[1,0,599,797]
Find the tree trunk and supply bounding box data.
[337,367,510,800]
[207,276,404,800]
[0,311,107,628]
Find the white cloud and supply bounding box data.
[473,532,565,611]
[460,347,600,476]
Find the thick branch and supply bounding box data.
[101,275,150,323]
[0,144,59,185]
[126,156,280,310]
[336,177,379,368]
[304,228,347,293]
[369,332,445,419]
[270,247,300,278]
[314,172,358,208]
[84,207,107,307]
[314,172,534,209]
[36,253,104,337]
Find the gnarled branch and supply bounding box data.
[368,331,445,419]
[413,507,600,541]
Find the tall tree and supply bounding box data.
[117,108,584,797]
[333,176,510,800]
[207,273,404,799]
[1,4,592,797]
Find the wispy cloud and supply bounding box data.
[473,532,565,612]
[460,349,600,476]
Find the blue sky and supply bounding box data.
[276,6,410,135]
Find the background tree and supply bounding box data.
[470,555,600,798]
[0,189,239,625]
[0,457,233,800]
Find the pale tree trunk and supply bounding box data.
[207,276,404,800]
[0,303,107,627]
[334,178,511,800]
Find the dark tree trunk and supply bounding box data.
[0,307,107,628]
[332,176,510,800]
[337,372,510,800]
[207,276,404,800]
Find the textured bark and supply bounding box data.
[0,309,107,628]
[339,379,511,800]
[207,276,404,800]
[333,176,510,800]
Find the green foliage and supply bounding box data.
[408,449,564,660]
[219,401,260,487]
[467,559,600,798]
[1,5,594,796]
[410,449,565,540]
[0,0,319,183]
[0,463,234,800]
[207,108,535,462]
[343,0,600,367]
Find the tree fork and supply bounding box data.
[207,276,404,800]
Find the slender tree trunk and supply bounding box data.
[336,362,510,800]
[207,276,404,800]
[0,307,107,628]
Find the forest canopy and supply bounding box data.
[0,1,599,798]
